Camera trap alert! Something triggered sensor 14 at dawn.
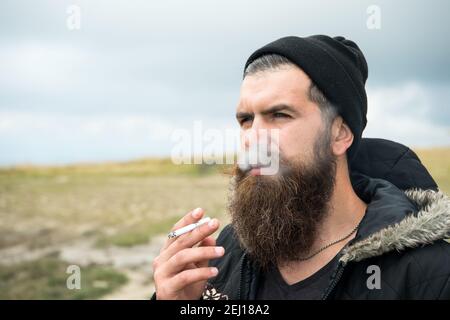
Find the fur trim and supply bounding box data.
[340,189,450,265]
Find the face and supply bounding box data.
[229,65,337,268]
[236,65,326,168]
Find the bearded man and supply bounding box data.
[152,35,450,300]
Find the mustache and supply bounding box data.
[233,154,293,180]
[237,141,280,174]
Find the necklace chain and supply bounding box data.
[297,221,361,261]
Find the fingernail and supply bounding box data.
[215,247,224,255]
[208,219,217,228]
[192,208,202,218]
[210,267,218,275]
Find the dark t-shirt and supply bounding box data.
[255,254,340,300]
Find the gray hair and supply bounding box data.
[243,54,338,127]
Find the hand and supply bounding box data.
[152,208,224,300]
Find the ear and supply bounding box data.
[331,117,354,157]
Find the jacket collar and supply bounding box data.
[341,174,450,265]
[351,173,419,243]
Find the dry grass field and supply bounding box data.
[0,149,448,299]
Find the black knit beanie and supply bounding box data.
[244,35,368,163]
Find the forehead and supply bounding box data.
[237,66,313,111]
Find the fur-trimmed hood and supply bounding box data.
[197,175,450,300]
[340,188,450,265]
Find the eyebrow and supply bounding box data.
[236,103,299,120]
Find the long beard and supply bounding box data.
[228,135,337,270]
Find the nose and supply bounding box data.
[242,116,264,150]
[242,117,276,150]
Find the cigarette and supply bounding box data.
[167,217,211,239]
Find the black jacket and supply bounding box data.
[200,139,450,300]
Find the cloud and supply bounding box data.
[1,80,448,166]
[364,82,450,147]
[0,111,239,165]
[0,0,449,165]
[0,42,88,94]
[0,112,172,165]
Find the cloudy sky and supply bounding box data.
[0,0,449,165]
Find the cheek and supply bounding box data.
[278,122,319,162]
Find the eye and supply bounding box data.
[239,117,253,126]
[273,112,290,119]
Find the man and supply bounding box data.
[152,35,450,300]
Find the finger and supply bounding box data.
[160,218,220,262]
[163,246,224,276]
[168,267,219,292]
[198,236,216,248]
[196,237,217,268]
[161,207,204,252]
[171,208,204,232]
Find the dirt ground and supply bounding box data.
[0,163,230,299]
